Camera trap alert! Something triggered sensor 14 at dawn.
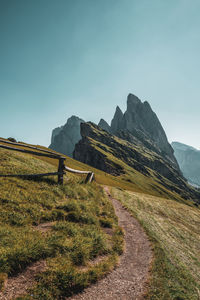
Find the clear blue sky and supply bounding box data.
[0,0,200,149]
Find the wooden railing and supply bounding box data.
[65,166,94,183]
[0,139,94,184]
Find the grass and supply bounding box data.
[1,138,199,299]
[0,137,188,202]
[111,187,200,300]
[0,148,124,299]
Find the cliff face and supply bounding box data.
[110,106,123,133]
[172,142,200,187]
[51,126,63,144]
[74,122,200,201]
[110,94,178,169]
[49,116,84,157]
[98,119,111,133]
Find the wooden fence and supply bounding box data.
[0,139,94,184]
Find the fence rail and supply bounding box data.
[0,139,60,156]
[0,139,94,184]
[65,166,94,183]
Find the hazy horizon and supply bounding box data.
[1,0,200,149]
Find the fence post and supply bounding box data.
[58,158,65,184]
[85,172,91,183]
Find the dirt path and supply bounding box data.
[0,187,152,300]
[70,186,153,300]
[0,222,52,300]
[0,260,47,300]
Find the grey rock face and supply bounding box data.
[172,142,200,186]
[98,119,111,133]
[110,106,123,133]
[49,116,84,157]
[51,126,63,143]
[110,93,178,169]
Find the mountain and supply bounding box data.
[49,93,199,202]
[110,94,178,169]
[98,119,111,133]
[49,116,84,157]
[51,126,63,143]
[50,94,178,169]
[110,105,123,133]
[74,122,200,201]
[172,141,200,187]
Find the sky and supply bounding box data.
[0,0,200,149]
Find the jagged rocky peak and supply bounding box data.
[98,118,111,133]
[65,115,83,127]
[127,93,142,110]
[110,105,123,133]
[49,115,84,157]
[119,94,178,168]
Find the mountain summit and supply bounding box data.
[50,93,178,169]
[107,94,178,169]
[110,105,123,133]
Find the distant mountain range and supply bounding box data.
[49,93,200,202]
[172,142,200,187]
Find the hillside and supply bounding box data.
[0,139,200,299]
[0,146,123,299]
[0,138,188,201]
[74,122,200,203]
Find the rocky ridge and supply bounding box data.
[49,93,199,202]
[74,122,200,201]
[100,94,179,170]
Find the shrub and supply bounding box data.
[7,137,17,142]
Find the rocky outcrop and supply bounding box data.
[51,126,63,143]
[172,142,200,187]
[110,94,178,169]
[110,106,123,133]
[49,116,84,157]
[98,119,111,133]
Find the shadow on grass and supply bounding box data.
[19,175,58,185]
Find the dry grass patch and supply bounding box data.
[111,188,200,300]
[0,149,123,299]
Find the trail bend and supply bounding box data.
[70,186,153,300]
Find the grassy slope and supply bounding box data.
[0,138,195,204]
[0,148,123,299]
[0,138,148,193]
[1,139,200,299]
[111,187,200,300]
[88,136,197,205]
